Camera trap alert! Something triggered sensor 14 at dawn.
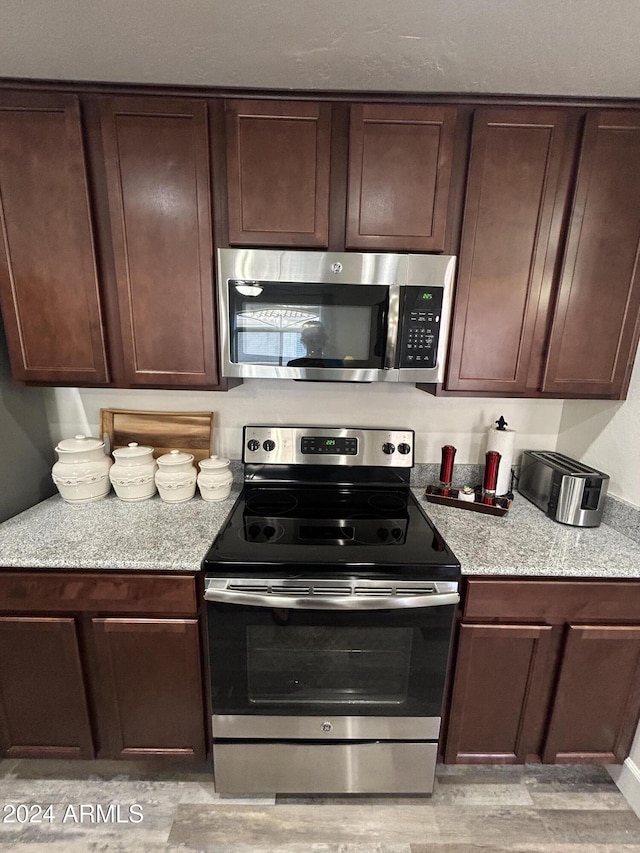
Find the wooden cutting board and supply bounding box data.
[100,409,214,464]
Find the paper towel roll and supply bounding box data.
[486,425,516,496]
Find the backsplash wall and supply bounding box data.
[557,352,640,508]
[44,381,564,467]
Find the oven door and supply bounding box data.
[205,580,458,724]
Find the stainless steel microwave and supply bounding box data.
[217,249,456,383]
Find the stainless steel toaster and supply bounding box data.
[517,451,609,527]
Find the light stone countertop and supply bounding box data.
[417,489,640,579]
[0,489,242,572]
[0,487,638,578]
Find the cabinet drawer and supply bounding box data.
[0,572,197,615]
[464,579,640,624]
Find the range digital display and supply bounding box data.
[301,436,358,455]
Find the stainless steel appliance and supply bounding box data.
[202,425,461,795]
[217,249,456,383]
[518,450,609,527]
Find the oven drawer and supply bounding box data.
[213,713,440,740]
[213,741,437,794]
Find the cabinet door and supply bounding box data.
[543,110,640,398]
[0,91,108,384]
[346,104,456,252]
[0,617,94,759]
[446,108,572,393]
[225,100,331,247]
[445,623,555,764]
[100,97,219,387]
[92,618,206,760]
[543,625,640,764]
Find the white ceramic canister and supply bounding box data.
[155,450,197,503]
[197,455,233,502]
[51,434,113,503]
[109,442,158,502]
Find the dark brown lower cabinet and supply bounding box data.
[0,571,207,762]
[0,616,94,759]
[92,617,205,760]
[543,625,640,764]
[445,579,640,765]
[445,623,555,764]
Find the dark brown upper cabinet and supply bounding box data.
[0,91,109,384]
[542,110,640,398]
[446,107,573,395]
[225,99,332,247]
[100,96,220,387]
[346,104,457,252]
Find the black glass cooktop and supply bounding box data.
[202,486,461,581]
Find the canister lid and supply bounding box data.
[198,454,231,470]
[156,449,194,466]
[112,441,154,459]
[56,434,105,453]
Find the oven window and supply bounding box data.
[207,602,455,718]
[247,625,412,705]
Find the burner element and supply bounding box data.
[368,492,409,512]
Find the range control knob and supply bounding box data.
[263,439,276,452]
[382,442,395,455]
[397,443,412,455]
[246,439,260,452]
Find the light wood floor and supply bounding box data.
[0,758,639,851]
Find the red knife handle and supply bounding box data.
[439,445,457,488]
[483,450,501,494]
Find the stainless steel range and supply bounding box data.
[202,426,461,795]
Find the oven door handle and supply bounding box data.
[203,588,460,610]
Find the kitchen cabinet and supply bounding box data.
[100,96,220,387]
[445,107,575,395]
[445,579,640,765]
[225,99,332,247]
[224,100,458,253]
[444,106,640,399]
[92,616,205,759]
[542,110,640,397]
[346,104,457,252]
[0,616,94,759]
[0,571,207,761]
[0,91,109,384]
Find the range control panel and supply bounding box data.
[397,285,444,369]
[243,426,414,467]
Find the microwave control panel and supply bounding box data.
[397,286,444,369]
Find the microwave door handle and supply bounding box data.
[384,284,401,369]
[203,588,459,610]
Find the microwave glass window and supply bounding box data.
[246,625,413,705]
[229,282,388,368]
[235,303,374,366]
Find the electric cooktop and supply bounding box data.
[202,426,460,582]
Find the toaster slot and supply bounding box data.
[580,477,601,511]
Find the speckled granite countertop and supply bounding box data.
[0,490,241,572]
[418,489,640,579]
[0,487,638,578]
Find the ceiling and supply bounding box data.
[0,0,639,97]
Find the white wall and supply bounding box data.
[1,0,639,97]
[45,382,564,466]
[557,353,640,508]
